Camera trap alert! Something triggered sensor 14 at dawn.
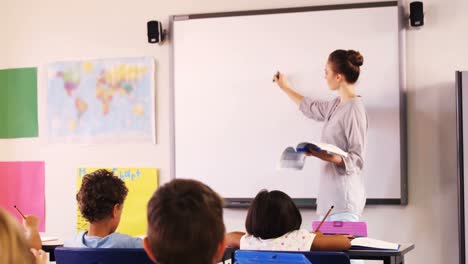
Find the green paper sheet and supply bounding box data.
[0,68,38,138]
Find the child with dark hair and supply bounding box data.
[65,169,142,248]
[238,190,351,251]
[144,178,236,264]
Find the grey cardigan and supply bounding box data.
[299,96,368,217]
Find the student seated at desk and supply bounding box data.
[142,179,232,264]
[232,190,351,251]
[0,208,47,264]
[65,169,142,248]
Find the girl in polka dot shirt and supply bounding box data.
[236,190,351,251]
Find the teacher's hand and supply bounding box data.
[305,148,345,167]
[273,71,291,90]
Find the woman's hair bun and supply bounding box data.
[347,50,364,67]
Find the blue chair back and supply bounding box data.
[234,251,312,264]
[55,247,154,264]
[234,250,351,264]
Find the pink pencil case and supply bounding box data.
[312,221,367,237]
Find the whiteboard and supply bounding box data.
[171,2,406,206]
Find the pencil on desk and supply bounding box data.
[314,205,334,232]
[13,205,26,219]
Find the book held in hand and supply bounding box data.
[296,142,348,157]
[279,142,348,170]
[279,147,306,170]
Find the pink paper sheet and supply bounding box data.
[0,161,45,231]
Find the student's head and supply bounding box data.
[77,169,128,231]
[245,189,302,239]
[325,49,364,90]
[0,208,34,264]
[144,179,226,264]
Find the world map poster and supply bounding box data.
[47,57,155,143]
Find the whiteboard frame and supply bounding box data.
[169,1,408,208]
[456,71,467,264]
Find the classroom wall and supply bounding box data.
[1,0,466,263]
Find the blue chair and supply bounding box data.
[54,247,154,264]
[234,251,312,264]
[234,250,351,264]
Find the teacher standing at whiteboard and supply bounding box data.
[274,49,368,222]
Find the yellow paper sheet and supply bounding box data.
[76,168,158,236]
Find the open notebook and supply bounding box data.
[40,236,59,242]
[351,237,399,250]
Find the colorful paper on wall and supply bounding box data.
[0,162,45,231]
[76,168,158,236]
[0,68,38,138]
[47,57,155,143]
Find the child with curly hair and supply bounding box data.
[64,169,142,248]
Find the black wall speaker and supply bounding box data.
[409,1,424,27]
[147,20,164,43]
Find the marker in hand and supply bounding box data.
[273,71,280,82]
